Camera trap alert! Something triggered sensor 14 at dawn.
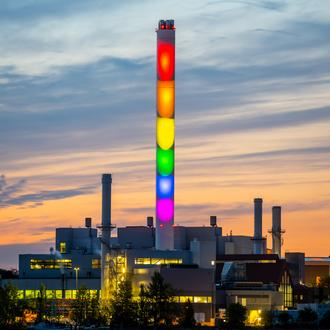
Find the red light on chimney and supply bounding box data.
[157,42,174,81]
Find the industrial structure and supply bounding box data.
[156,19,176,250]
[1,19,329,326]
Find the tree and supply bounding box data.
[320,310,330,328]
[261,310,274,328]
[319,276,330,288]
[179,299,196,328]
[298,307,318,327]
[0,283,25,328]
[147,271,178,326]
[71,286,101,326]
[137,284,150,327]
[35,283,47,322]
[225,303,247,329]
[277,311,292,327]
[110,279,137,328]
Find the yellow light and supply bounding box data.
[157,118,175,150]
[157,80,174,118]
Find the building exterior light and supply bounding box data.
[74,267,80,290]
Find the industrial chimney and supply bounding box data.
[147,216,154,228]
[155,19,176,250]
[101,174,112,293]
[271,206,284,257]
[210,216,217,227]
[253,198,263,254]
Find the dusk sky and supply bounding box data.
[0,0,329,269]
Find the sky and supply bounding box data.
[0,0,329,269]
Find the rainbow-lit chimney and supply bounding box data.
[155,19,175,250]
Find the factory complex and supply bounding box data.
[1,20,330,326]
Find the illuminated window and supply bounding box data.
[25,290,36,299]
[46,290,54,299]
[92,259,101,269]
[30,259,72,269]
[90,290,98,298]
[134,258,182,265]
[279,270,293,308]
[193,296,208,303]
[59,242,66,254]
[175,296,212,303]
[17,290,24,299]
[65,290,77,299]
[55,290,62,299]
[248,310,262,326]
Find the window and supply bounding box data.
[175,296,212,303]
[30,259,72,269]
[65,290,77,299]
[59,242,66,254]
[279,270,293,308]
[17,290,24,299]
[92,259,101,269]
[25,290,36,299]
[134,258,182,265]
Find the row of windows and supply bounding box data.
[18,290,211,303]
[134,258,183,265]
[30,259,101,270]
[19,290,99,299]
[30,259,72,269]
[174,296,212,303]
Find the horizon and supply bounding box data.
[1,0,330,269]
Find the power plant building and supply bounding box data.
[2,19,326,325]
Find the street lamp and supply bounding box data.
[74,267,80,290]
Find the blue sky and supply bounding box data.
[0,0,330,268]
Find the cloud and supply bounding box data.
[0,174,96,208]
[183,106,330,137]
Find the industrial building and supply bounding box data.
[1,19,328,326]
[2,171,292,323]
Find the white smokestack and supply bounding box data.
[253,198,263,254]
[272,206,282,257]
[101,173,112,294]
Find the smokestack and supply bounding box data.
[85,217,92,228]
[210,216,217,227]
[272,206,282,257]
[147,216,154,228]
[101,173,112,294]
[253,198,263,254]
[155,19,175,250]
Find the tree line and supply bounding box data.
[2,273,330,329]
[0,272,196,329]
